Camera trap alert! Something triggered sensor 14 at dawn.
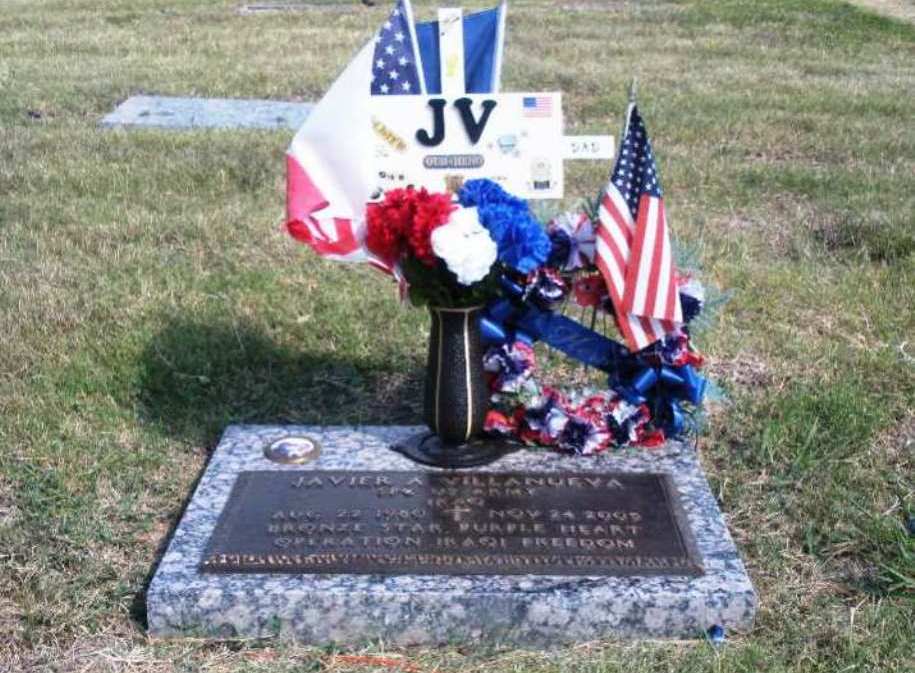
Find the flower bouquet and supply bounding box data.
[287,95,714,468]
[361,179,552,466]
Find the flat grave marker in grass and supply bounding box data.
[100,95,314,130]
[146,425,757,645]
[238,2,361,12]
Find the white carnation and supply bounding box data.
[430,207,498,286]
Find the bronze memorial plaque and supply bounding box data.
[200,470,703,576]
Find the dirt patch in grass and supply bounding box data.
[705,351,787,391]
[869,412,915,471]
[135,519,173,553]
[0,596,23,651]
[11,636,165,673]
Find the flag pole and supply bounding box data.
[622,76,637,139]
[492,0,508,92]
[402,0,428,94]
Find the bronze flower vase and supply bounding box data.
[392,306,517,468]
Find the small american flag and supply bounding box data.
[371,0,424,96]
[522,95,552,117]
[595,104,682,351]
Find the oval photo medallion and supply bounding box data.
[264,436,321,465]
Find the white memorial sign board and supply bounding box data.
[370,92,565,199]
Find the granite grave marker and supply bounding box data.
[147,426,757,645]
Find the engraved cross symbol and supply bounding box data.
[441,505,472,521]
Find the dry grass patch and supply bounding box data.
[851,0,915,23]
[704,350,784,391]
[0,475,17,529]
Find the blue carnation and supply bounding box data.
[458,179,525,210]
[458,179,550,273]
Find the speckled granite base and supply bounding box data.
[147,426,756,645]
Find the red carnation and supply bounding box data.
[407,189,455,266]
[365,188,413,266]
[364,187,455,269]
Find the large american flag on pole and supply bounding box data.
[595,104,682,352]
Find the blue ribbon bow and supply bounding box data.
[482,278,707,440]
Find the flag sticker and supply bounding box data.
[523,95,553,118]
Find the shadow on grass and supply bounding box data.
[130,317,424,628]
[136,317,425,449]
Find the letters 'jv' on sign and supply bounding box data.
[201,470,703,576]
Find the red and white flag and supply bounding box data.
[286,1,431,274]
[285,39,377,265]
[595,104,682,352]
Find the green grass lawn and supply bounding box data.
[1,0,913,670]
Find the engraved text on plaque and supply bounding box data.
[200,470,702,576]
